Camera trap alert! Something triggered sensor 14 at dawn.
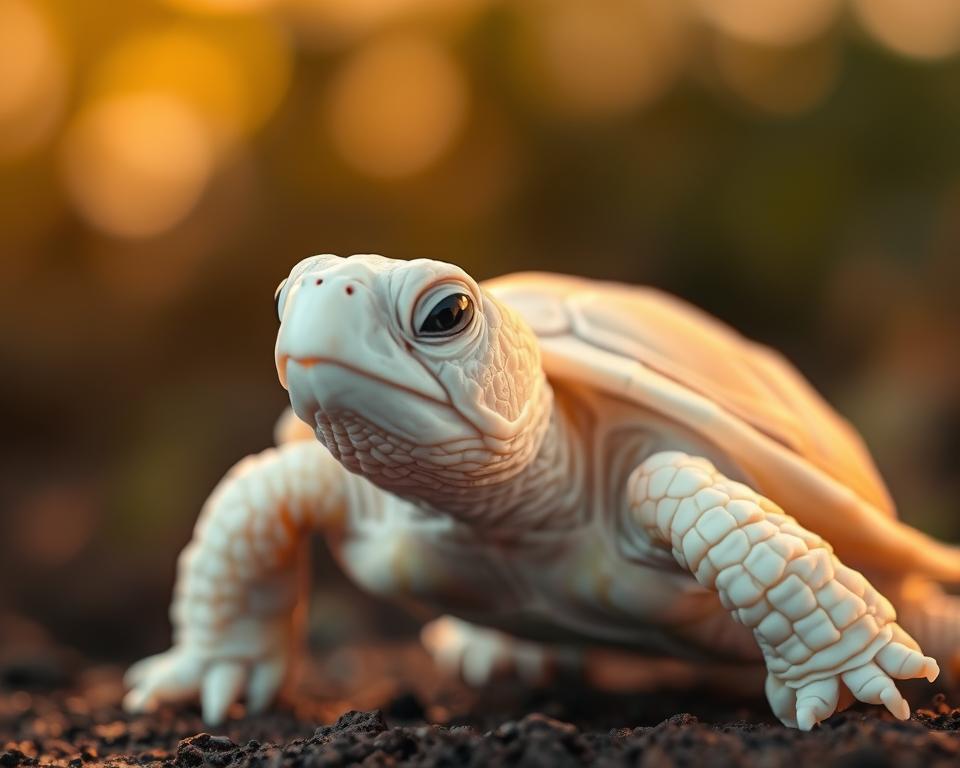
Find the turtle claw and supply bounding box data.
[245,656,288,715]
[842,660,913,721]
[765,628,937,729]
[124,646,291,725]
[795,678,840,731]
[881,686,911,721]
[768,666,909,730]
[876,640,939,683]
[201,661,247,726]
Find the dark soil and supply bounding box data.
[2,642,960,768]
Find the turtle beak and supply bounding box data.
[275,275,450,428]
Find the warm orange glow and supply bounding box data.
[325,35,468,179]
[281,0,425,49]
[418,108,518,223]
[697,0,839,47]
[163,0,277,13]
[0,0,67,161]
[61,93,215,238]
[715,38,839,116]
[521,0,688,118]
[853,0,960,60]
[279,0,490,51]
[87,18,292,151]
[13,485,96,566]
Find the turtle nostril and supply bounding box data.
[345,285,354,295]
[315,278,323,286]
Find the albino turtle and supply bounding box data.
[125,254,960,731]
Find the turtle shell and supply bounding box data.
[485,272,960,582]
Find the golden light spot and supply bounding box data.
[325,35,468,179]
[697,0,839,47]
[519,0,689,119]
[89,30,244,152]
[77,158,255,305]
[852,0,960,60]
[61,93,215,238]
[0,0,67,161]
[162,0,276,13]
[88,17,291,151]
[715,37,839,116]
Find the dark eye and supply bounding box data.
[274,278,287,323]
[418,293,474,337]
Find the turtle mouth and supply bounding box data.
[281,355,463,446]
[280,355,451,408]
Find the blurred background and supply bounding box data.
[1,0,959,666]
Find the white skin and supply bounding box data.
[125,254,939,730]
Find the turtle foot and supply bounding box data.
[420,616,569,687]
[765,640,939,730]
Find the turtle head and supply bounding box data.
[275,254,552,513]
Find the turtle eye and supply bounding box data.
[274,278,287,323]
[418,292,474,337]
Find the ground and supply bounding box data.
[2,640,960,768]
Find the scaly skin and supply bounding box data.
[125,254,954,729]
[627,451,939,730]
[125,440,349,724]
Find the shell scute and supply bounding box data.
[484,271,960,580]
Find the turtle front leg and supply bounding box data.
[124,440,349,725]
[625,451,939,730]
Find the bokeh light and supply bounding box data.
[163,0,277,13]
[518,0,689,119]
[853,0,960,60]
[61,93,215,238]
[325,34,468,179]
[87,17,292,152]
[697,0,840,47]
[0,0,67,162]
[714,37,839,116]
